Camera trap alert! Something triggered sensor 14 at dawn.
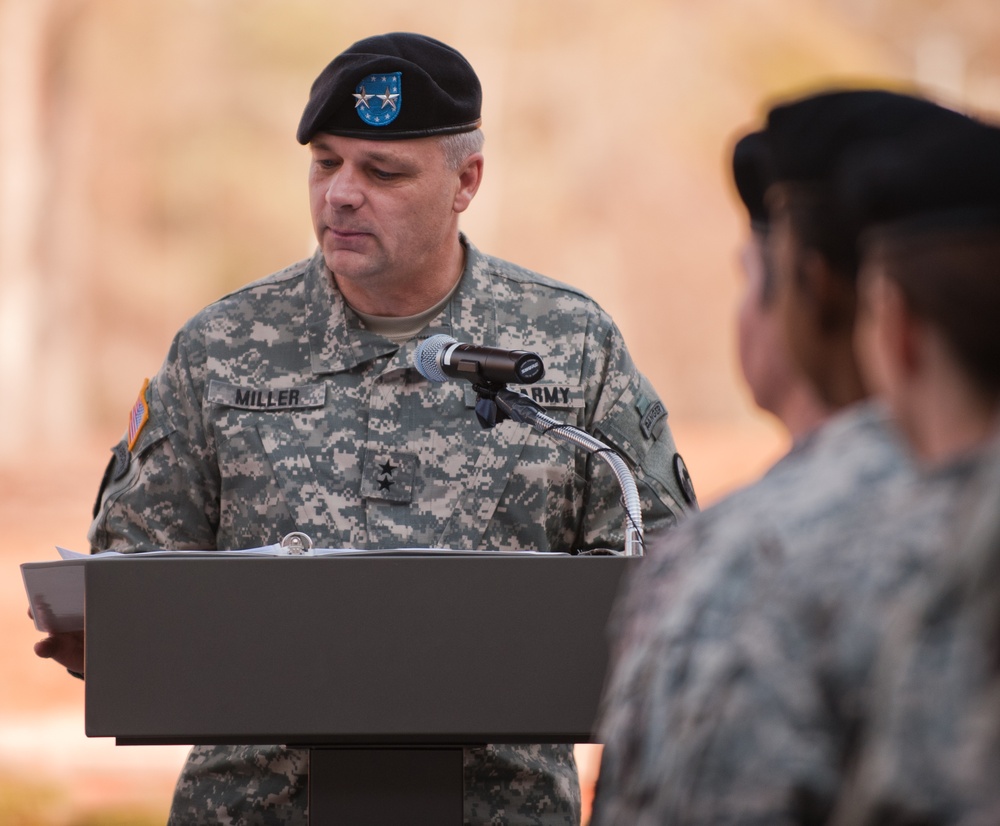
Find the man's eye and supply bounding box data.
[372,169,398,181]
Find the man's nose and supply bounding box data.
[325,166,365,209]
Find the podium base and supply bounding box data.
[309,747,463,825]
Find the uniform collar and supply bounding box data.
[306,236,498,375]
[306,249,402,374]
[418,235,498,345]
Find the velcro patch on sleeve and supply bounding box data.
[126,378,151,451]
[636,394,667,440]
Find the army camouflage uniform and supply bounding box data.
[89,236,692,826]
[832,444,1000,826]
[592,401,914,826]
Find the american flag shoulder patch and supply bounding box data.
[126,378,151,451]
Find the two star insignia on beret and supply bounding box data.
[353,72,401,127]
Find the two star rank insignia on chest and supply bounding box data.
[378,460,396,491]
[361,451,418,503]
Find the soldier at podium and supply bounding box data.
[32,31,695,826]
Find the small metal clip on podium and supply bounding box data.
[84,340,643,825]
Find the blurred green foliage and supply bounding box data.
[68,811,163,826]
[0,774,162,826]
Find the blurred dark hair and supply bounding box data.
[782,184,860,280]
[867,228,1000,398]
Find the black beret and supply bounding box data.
[297,32,482,144]
[731,130,771,230]
[764,88,970,186]
[838,116,1000,239]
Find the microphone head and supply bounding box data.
[413,333,456,382]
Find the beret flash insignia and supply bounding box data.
[354,72,401,127]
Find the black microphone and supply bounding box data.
[414,334,546,385]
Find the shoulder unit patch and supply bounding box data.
[127,378,151,451]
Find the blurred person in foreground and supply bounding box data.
[31,31,696,826]
[732,131,832,442]
[590,88,974,826]
[577,127,830,824]
[823,116,1000,826]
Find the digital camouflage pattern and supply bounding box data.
[832,444,1000,826]
[592,402,916,826]
[89,237,692,826]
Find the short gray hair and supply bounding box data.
[439,129,485,170]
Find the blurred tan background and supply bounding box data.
[2,0,999,822]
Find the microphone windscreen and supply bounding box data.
[413,333,456,382]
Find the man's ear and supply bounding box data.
[797,249,857,337]
[453,153,484,214]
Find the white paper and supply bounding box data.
[24,544,284,633]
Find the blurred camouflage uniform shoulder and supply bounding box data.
[593,401,910,826]
[606,400,908,655]
[595,413,981,826]
[833,441,1000,826]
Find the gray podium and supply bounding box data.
[83,553,635,825]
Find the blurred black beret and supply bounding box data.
[297,32,482,144]
[838,116,1000,240]
[732,130,771,230]
[764,88,970,186]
